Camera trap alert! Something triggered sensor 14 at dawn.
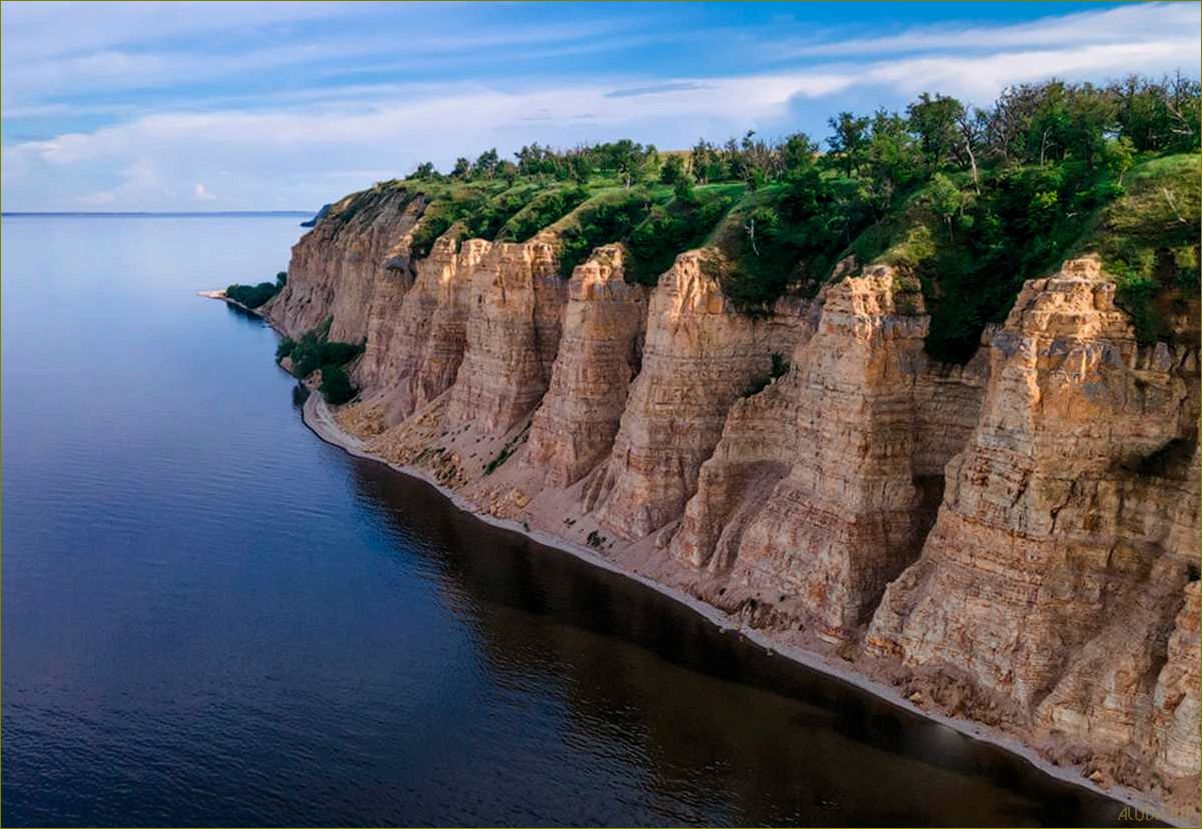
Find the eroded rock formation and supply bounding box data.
[671,268,989,643]
[267,190,1199,821]
[580,250,809,540]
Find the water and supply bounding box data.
[1,214,1136,827]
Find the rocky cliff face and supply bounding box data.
[270,192,1199,819]
[265,189,425,340]
[581,250,810,540]
[522,244,648,489]
[670,268,989,643]
[866,258,1199,802]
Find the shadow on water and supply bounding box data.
[332,428,1143,828]
[0,214,1161,828]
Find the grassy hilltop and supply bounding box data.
[296,75,1202,362]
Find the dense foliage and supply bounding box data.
[275,317,365,404]
[318,365,356,406]
[226,271,286,309]
[325,74,1198,358]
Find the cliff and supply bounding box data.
[261,174,1199,821]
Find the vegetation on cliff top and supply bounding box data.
[316,74,1199,359]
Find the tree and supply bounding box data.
[780,132,818,181]
[1099,136,1135,184]
[411,161,438,180]
[956,109,984,192]
[863,109,921,212]
[659,154,690,185]
[907,93,965,170]
[473,148,500,180]
[690,139,722,184]
[319,364,357,406]
[927,172,965,239]
[672,177,698,206]
[1062,83,1117,166]
[450,157,471,179]
[827,111,870,176]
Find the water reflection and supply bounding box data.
[341,449,1135,827]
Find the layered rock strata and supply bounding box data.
[865,259,1199,800]
[671,268,990,642]
[522,245,649,489]
[580,250,810,540]
[267,190,1200,820]
[265,189,425,340]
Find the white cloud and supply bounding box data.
[780,2,1200,58]
[0,2,357,62]
[2,2,1197,211]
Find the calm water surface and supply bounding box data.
[2,214,1134,826]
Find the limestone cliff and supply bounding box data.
[670,267,989,643]
[266,186,1199,820]
[264,188,425,341]
[866,258,1199,802]
[580,250,810,540]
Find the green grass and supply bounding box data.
[1073,154,1200,344]
[314,149,1197,357]
[846,155,1199,361]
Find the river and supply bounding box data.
[1,213,1135,826]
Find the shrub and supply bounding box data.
[319,364,357,405]
[275,337,296,361]
[226,281,279,309]
[286,318,363,379]
[741,352,790,397]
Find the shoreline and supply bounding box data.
[196,289,263,316]
[300,391,1188,828]
[197,288,1189,826]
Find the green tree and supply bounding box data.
[907,93,965,170]
[927,172,965,239]
[411,161,438,180]
[780,132,818,181]
[473,148,500,180]
[864,109,921,212]
[659,154,689,185]
[1099,136,1135,184]
[319,364,357,405]
[826,111,870,176]
[690,139,721,184]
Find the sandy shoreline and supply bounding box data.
[300,391,1188,827]
[198,287,1187,826]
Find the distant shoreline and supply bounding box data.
[2,210,311,217]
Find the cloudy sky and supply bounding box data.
[2,1,1197,212]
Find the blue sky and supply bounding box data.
[2,1,1197,211]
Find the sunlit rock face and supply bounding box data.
[275,180,1200,817]
[583,249,810,540]
[522,245,648,489]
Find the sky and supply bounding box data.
[2,1,1198,212]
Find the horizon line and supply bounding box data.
[2,209,313,216]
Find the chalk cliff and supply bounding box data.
[267,187,1199,820]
